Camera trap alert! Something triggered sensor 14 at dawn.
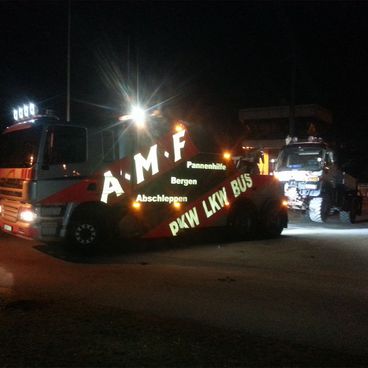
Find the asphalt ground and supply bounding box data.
[1,202,368,367]
[1,296,367,367]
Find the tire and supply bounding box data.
[339,211,354,224]
[67,213,108,254]
[261,202,285,238]
[339,198,358,224]
[227,206,256,239]
[308,197,329,223]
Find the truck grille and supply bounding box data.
[0,179,27,200]
[2,202,19,222]
[0,178,23,189]
[0,189,23,197]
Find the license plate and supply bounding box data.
[3,224,12,232]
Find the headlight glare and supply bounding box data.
[19,208,37,222]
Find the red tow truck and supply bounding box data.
[0,103,287,252]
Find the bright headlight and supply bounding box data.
[18,208,37,222]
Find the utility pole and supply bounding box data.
[289,48,296,137]
[66,0,71,122]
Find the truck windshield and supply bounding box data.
[0,125,42,168]
[276,146,324,171]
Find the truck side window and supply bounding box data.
[45,126,87,165]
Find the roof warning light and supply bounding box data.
[13,102,38,122]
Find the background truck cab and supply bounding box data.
[274,137,362,223]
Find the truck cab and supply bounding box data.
[274,137,362,223]
[0,115,89,239]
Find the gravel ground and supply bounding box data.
[0,295,367,367]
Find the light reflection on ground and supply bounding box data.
[285,225,368,236]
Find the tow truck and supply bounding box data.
[274,137,362,223]
[0,102,287,252]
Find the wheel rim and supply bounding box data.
[74,223,97,245]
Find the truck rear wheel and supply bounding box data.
[339,198,359,224]
[308,197,329,223]
[261,202,285,238]
[227,206,256,239]
[339,211,355,224]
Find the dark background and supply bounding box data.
[1,1,368,168]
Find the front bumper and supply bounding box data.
[0,218,39,240]
[0,200,66,242]
[284,181,321,210]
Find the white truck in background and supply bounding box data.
[274,137,362,223]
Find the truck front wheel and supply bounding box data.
[308,197,329,223]
[67,213,108,254]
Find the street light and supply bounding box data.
[119,105,146,129]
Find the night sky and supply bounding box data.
[1,1,368,147]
